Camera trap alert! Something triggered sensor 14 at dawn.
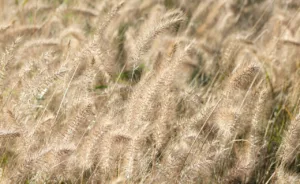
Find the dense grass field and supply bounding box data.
[0,0,300,183]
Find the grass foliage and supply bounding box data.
[0,0,300,183]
